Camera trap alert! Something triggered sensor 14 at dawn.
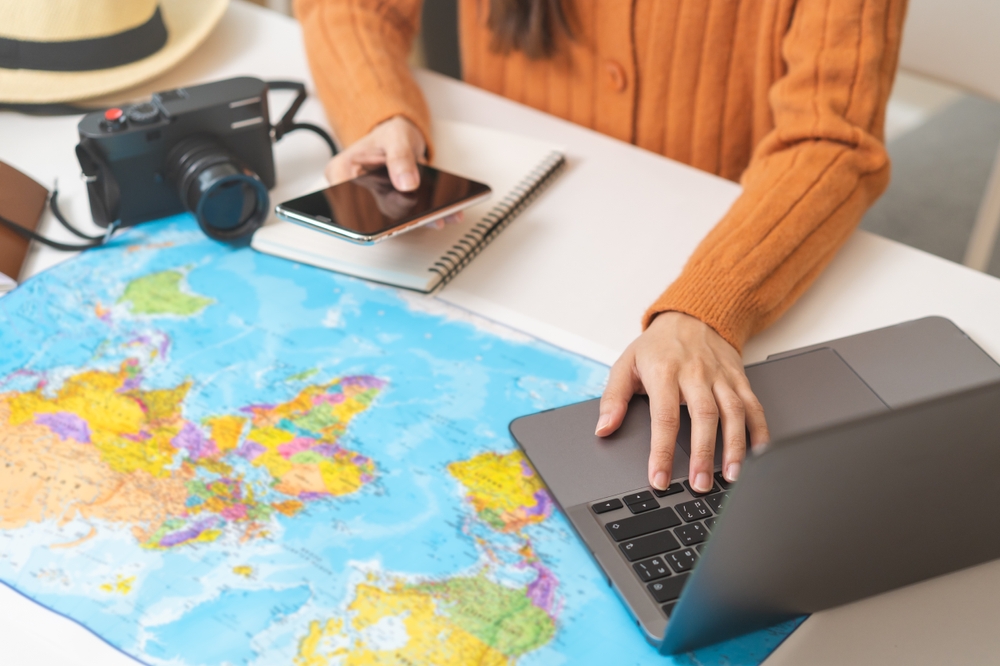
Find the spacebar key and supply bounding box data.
[605,506,681,542]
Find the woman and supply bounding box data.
[294,0,907,493]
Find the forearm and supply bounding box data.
[294,0,432,151]
[644,0,906,352]
[646,141,891,351]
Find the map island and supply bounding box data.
[0,218,798,665]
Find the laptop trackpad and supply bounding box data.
[511,348,890,509]
[676,347,890,465]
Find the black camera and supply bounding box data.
[77,77,276,241]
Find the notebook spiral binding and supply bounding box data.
[428,150,566,292]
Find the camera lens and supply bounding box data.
[165,136,269,241]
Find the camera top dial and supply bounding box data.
[126,102,161,125]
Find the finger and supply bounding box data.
[646,379,681,491]
[432,219,446,230]
[384,142,420,192]
[681,380,719,493]
[349,151,395,167]
[597,353,639,437]
[325,154,356,186]
[735,379,770,451]
[443,211,464,225]
[714,382,747,483]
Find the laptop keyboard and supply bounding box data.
[592,471,731,617]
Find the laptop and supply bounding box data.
[509,317,1000,653]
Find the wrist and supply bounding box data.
[648,310,701,330]
[375,115,427,157]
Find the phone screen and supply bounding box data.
[276,165,491,241]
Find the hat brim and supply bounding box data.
[0,0,229,104]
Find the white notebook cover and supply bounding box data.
[251,120,564,292]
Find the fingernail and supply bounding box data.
[653,472,668,491]
[595,414,611,435]
[398,172,417,190]
[726,462,741,482]
[695,472,712,493]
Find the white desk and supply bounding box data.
[4,2,1000,664]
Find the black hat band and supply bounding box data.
[0,6,168,73]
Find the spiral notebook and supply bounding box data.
[252,120,565,293]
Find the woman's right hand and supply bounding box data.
[325,115,425,190]
[597,312,770,493]
[324,116,461,228]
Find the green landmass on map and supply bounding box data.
[286,368,319,382]
[118,270,214,316]
[415,575,556,657]
[294,571,557,665]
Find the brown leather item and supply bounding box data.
[0,161,48,281]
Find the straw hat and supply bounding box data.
[0,0,229,104]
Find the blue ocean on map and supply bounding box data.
[0,217,800,665]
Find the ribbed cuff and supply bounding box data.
[642,261,762,353]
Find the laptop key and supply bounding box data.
[661,602,677,617]
[683,480,720,497]
[667,548,698,573]
[620,529,681,561]
[648,574,689,603]
[633,556,671,582]
[704,517,717,531]
[714,471,731,489]
[675,499,713,523]
[652,482,684,498]
[622,490,654,506]
[592,498,623,514]
[605,506,681,542]
[675,522,707,546]
[706,491,729,514]
[628,499,659,514]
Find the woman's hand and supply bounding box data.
[324,115,460,228]
[596,312,770,493]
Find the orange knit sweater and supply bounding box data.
[294,0,907,352]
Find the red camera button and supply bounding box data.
[104,108,124,121]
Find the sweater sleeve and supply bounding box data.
[642,0,907,352]
[293,0,432,151]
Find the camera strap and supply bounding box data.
[0,186,111,251]
[267,80,338,156]
[3,79,336,254]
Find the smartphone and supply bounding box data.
[274,164,492,244]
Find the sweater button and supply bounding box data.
[605,60,627,92]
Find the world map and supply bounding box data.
[0,217,798,664]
